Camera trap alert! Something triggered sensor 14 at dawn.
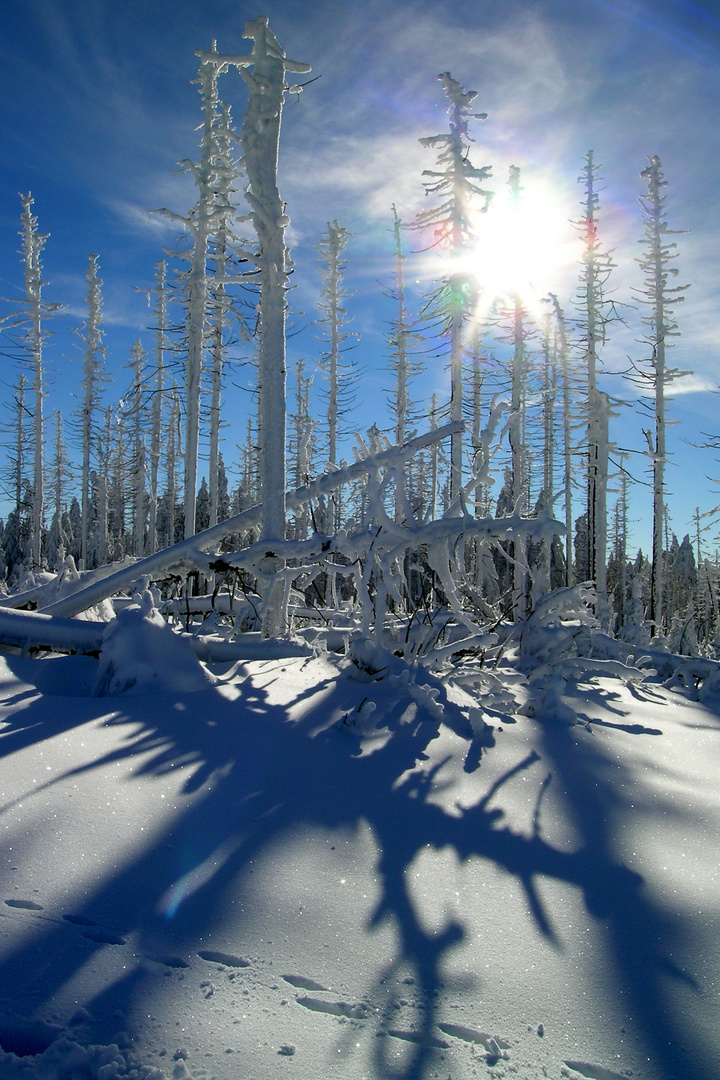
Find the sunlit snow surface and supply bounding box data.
[0,647,719,1080]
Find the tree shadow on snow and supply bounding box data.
[0,651,715,1080]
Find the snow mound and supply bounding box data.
[0,1036,171,1079]
[94,591,214,696]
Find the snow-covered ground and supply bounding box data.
[1,620,719,1080]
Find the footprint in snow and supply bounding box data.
[82,927,127,945]
[282,974,328,991]
[197,949,250,968]
[4,899,43,910]
[563,1062,629,1080]
[383,1029,449,1049]
[60,913,127,945]
[296,996,368,1019]
[438,1022,510,1055]
[144,954,190,969]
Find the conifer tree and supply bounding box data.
[416,72,492,499]
[633,155,689,636]
[317,219,357,531]
[1,197,59,567]
[385,206,423,522]
[147,261,169,555]
[548,295,575,585]
[76,254,106,569]
[19,195,53,567]
[128,340,148,557]
[576,152,614,603]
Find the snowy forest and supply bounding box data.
[2,10,720,1080]
[0,14,715,656]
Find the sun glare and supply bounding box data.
[468,176,576,319]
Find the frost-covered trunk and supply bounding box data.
[208,261,225,530]
[237,17,310,636]
[578,152,612,603]
[78,254,105,570]
[183,58,219,541]
[416,73,492,503]
[429,395,439,522]
[317,220,354,533]
[539,308,556,591]
[389,207,412,523]
[165,383,181,549]
[49,411,67,528]
[147,261,167,555]
[637,155,688,636]
[13,375,27,519]
[470,346,483,516]
[291,359,313,540]
[94,407,112,568]
[20,195,49,568]
[129,340,147,558]
[509,295,528,620]
[552,296,574,586]
[449,247,464,498]
[207,98,245,530]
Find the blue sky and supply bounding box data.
[1,0,719,557]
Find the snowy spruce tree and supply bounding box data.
[385,206,423,523]
[317,219,357,531]
[75,254,106,569]
[160,43,248,541]
[146,260,169,555]
[576,152,614,605]
[0,196,59,568]
[633,155,689,637]
[416,72,492,499]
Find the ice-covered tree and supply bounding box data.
[159,382,182,549]
[128,340,148,557]
[385,206,423,523]
[317,218,357,530]
[547,295,575,586]
[416,72,492,499]
[633,155,689,636]
[45,410,73,568]
[575,152,614,604]
[1,197,59,567]
[289,358,314,540]
[207,99,248,529]
[160,43,248,540]
[75,254,106,569]
[146,261,169,555]
[19,195,53,567]
[234,16,310,635]
[1,375,29,522]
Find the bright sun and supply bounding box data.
[467,175,576,319]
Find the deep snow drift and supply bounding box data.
[1,608,719,1080]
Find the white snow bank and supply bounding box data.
[94,591,215,695]
[0,1034,171,1080]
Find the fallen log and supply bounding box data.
[0,606,313,663]
[41,422,462,619]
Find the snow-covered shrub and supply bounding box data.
[519,584,597,670]
[94,590,214,695]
